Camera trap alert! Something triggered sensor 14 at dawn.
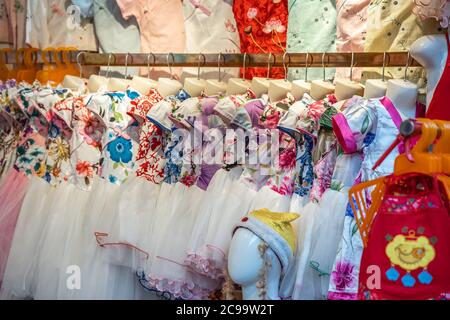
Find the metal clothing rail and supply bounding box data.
[1,49,422,68]
[77,52,422,68]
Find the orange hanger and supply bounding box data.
[36,47,57,85]
[18,48,38,84]
[7,48,25,81]
[52,47,68,84]
[0,48,10,81]
[61,47,79,77]
[433,120,450,199]
[394,118,441,175]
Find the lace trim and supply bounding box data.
[184,253,225,280]
[136,269,212,300]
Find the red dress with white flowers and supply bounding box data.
[233,0,288,79]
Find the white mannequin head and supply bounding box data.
[228,228,282,300]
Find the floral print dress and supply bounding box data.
[94,89,141,185]
[328,96,409,300]
[127,89,166,184]
[233,0,288,79]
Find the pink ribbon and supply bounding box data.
[189,0,212,16]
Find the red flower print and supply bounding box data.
[76,161,94,178]
[279,147,296,169]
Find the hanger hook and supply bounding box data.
[404,51,411,81]
[147,53,156,80]
[305,52,310,82]
[167,53,175,80]
[350,52,355,82]
[106,53,115,78]
[381,52,387,82]
[266,53,275,79]
[242,53,248,79]
[76,51,85,78]
[124,53,131,80]
[218,52,224,82]
[321,52,327,81]
[282,52,290,81]
[197,53,205,80]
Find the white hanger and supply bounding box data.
[250,53,271,97]
[310,52,335,100]
[87,53,111,93]
[184,53,207,97]
[291,52,312,100]
[385,52,418,119]
[107,52,132,91]
[268,52,292,102]
[62,51,87,92]
[364,52,388,99]
[334,52,364,101]
[132,53,158,95]
[226,52,252,95]
[157,53,183,97]
[205,52,227,96]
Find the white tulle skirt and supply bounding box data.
[141,183,218,300]
[184,167,242,279]
[290,200,321,300]
[250,185,292,212]
[33,180,93,300]
[0,176,56,299]
[187,176,260,282]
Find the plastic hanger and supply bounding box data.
[7,48,25,81]
[434,120,450,174]
[36,47,55,85]
[157,53,183,97]
[364,52,388,99]
[310,52,335,100]
[131,53,159,95]
[87,53,110,92]
[395,118,441,175]
[18,48,38,84]
[433,120,450,198]
[205,53,227,96]
[291,52,312,100]
[226,53,252,95]
[53,47,68,84]
[0,48,10,81]
[268,52,292,103]
[250,53,270,98]
[184,53,207,97]
[334,52,364,101]
[107,52,132,91]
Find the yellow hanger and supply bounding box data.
[394,118,441,175]
[0,48,10,81]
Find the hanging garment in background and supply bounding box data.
[115,0,186,78]
[362,0,442,85]
[233,0,288,79]
[27,0,98,50]
[92,0,141,77]
[287,0,336,81]
[0,0,13,46]
[3,0,27,49]
[182,0,240,81]
[335,0,370,81]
